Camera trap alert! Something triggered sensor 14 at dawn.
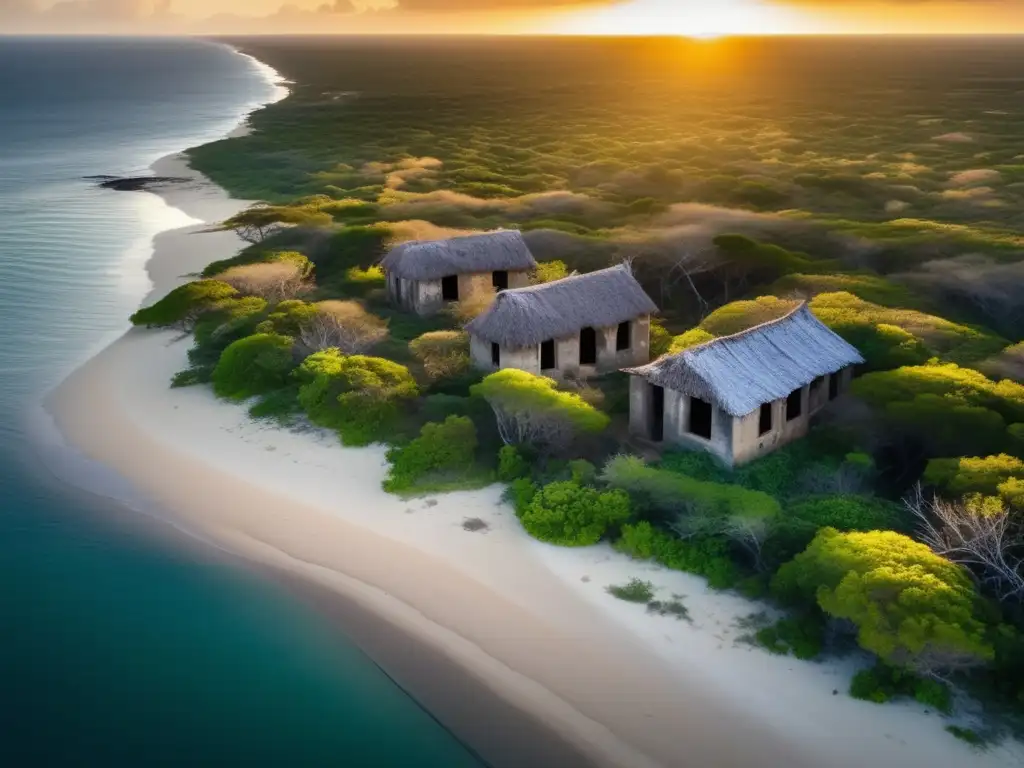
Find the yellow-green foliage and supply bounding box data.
[773,528,993,673]
[296,350,418,446]
[668,328,715,354]
[810,292,1007,368]
[130,280,238,327]
[924,454,1024,506]
[532,260,570,284]
[345,265,385,286]
[699,296,799,336]
[771,273,920,308]
[470,369,610,448]
[853,363,1024,456]
[203,250,314,280]
[212,333,296,401]
[615,521,738,589]
[255,300,318,336]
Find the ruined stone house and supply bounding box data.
[466,263,658,379]
[624,303,863,466]
[381,230,537,316]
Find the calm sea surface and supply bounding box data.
[0,37,482,767]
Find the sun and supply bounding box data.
[554,0,808,37]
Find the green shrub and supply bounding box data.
[203,249,314,281]
[646,599,690,620]
[471,369,609,451]
[505,477,538,516]
[520,481,631,546]
[754,615,825,660]
[924,454,1024,506]
[849,664,953,714]
[772,529,993,674]
[296,350,418,446]
[606,578,655,603]
[384,416,479,492]
[212,333,296,401]
[192,296,268,349]
[945,726,985,747]
[170,368,204,388]
[649,318,673,357]
[568,458,597,485]
[130,280,238,328]
[409,330,470,382]
[248,388,301,424]
[254,299,318,337]
[615,521,739,589]
[497,445,530,482]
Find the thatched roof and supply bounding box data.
[625,303,864,417]
[381,230,537,281]
[467,264,658,347]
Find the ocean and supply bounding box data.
[0,37,482,767]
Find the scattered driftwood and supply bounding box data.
[87,175,191,192]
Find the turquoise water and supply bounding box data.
[0,37,483,767]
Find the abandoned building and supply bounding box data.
[624,303,864,466]
[465,263,658,379]
[380,229,537,316]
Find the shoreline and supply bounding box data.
[37,49,1024,768]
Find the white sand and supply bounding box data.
[42,155,1022,768]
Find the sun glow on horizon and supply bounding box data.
[554,0,818,38]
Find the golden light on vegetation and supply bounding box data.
[556,0,815,38]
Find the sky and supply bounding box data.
[2,0,1024,36]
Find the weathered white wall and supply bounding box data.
[662,389,734,464]
[470,334,540,375]
[628,376,652,436]
[731,384,811,466]
[386,269,531,316]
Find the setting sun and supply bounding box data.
[554,0,815,37]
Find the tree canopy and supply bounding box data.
[212,333,296,401]
[130,280,238,329]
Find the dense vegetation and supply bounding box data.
[128,37,1024,738]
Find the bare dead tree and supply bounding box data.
[298,300,388,354]
[906,484,1024,603]
[490,406,576,453]
[670,506,771,572]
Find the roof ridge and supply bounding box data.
[680,300,808,357]
[498,262,630,297]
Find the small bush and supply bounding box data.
[520,481,631,546]
[532,260,569,284]
[945,726,984,747]
[409,330,470,381]
[849,664,953,714]
[646,599,690,620]
[248,388,301,424]
[568,458,597,485]
[606,578,655,603]
[505,477,538,517]
[170,368,204,388]
[497,445,530,482]
[296,350,418,446]
[754,615,825,660]
[212,333,296,401]
[384,416,478,492]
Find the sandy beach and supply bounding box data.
[40,148,1024,768]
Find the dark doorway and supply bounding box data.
[829,372,840,400]
[579,327,597,366]
[394,277,402,304]
[442,275,459,301]
[786,389,803,421]
[688,397,713,440]
[492,270,509,291]
[541,339,556,371]
[616,321,631,351]
[650,385,665,442]
[491,343,500,367]
[759,403,773,436]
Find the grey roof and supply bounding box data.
[625,303,864,417]
[380,230,537,281]
[466,263,658,348]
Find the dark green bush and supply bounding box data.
[606,578,655,603]
[296,350,418,446]
[505,477,538,517]
[615,521,739,589]
[384,416,478,492]
[497,445,530,482]
[754,615,825,660]
[520,481,630,546]
[212,333,296,401]
[849,664,952,714]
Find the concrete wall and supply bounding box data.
[731,385,811,466]
[470,315,652,380]
[662,388,735,464]
[386,269,530,316]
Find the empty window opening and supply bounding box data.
[650,384,665,442]
[442,275,459,302]
[829,372,840,400]
[492,270,509,292]
[579,327,597,366]
[759,403,773,436]
[786,389,803,421]
[540,339,556,370]
[688,397,713,440]
[616,321,631,352]
[810,375,825,394]
[491,343,500,367]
